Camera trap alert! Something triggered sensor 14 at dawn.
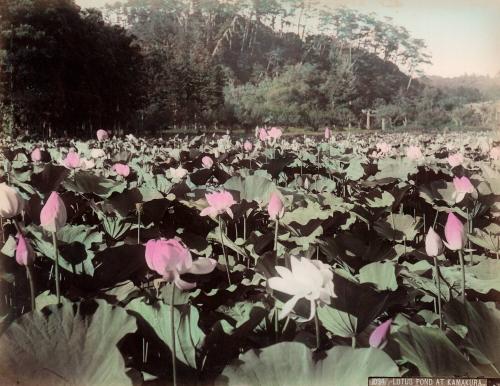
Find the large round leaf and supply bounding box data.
[126,297,205,369]
[218,342,399,386]
[393,324,480,376]
[0,300,137,386]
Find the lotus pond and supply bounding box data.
[0,129,499,386]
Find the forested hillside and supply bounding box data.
[0,0,495,136]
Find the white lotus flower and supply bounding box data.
[268,256,336,320]
[90,148,106,158]
[169,166,188,180]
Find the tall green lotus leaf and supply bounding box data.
[359,261,398,291]
[468,229,500,253]
[64,171,126,198]
[365,190,395,208]
[444,300,500,376]
[344,158,364,181]
[223,175,277,204]
[440,259,500,294]
[27,224,98,275]
[375,158,418,181]
[317,305,358,338]
[218,342,399,386]
[0,300,136,386]
[374,213,422,242]
[419,180,456,206]
[314,346,399,385]
[30,164,69,195]
[126,298,205,369]
[393,324,480,376]
[281,200,330,226]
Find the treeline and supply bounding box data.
[0,0,491,136]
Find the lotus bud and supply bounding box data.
[15,233,35,266]
[268,192,284,220]
[444,212,466,251]
[40,191,67,232]
[369,319,392,349]
[96,129,109,141]
[31,148,42,162]
[425,227,444,257]
[202,156,214,169]
[0,183,24,218]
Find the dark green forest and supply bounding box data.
[0,0,498,136]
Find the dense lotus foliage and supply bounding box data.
[0,129,500,385]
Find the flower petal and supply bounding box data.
[188,258,217,275]
[279,294,301,319]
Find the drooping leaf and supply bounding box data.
[126,297,205,369]
[0,300,137,386]
[218,342,399,386]
[393,324,479,376]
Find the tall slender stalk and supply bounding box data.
[458,250,466,302]
[170,283,177,386]
[51,232,60,305]
[218,217,231,285]
[433,256,443,330]
[136,203,142,244]
[314,307,320,350]
[273,219,279,252]
[26,265,35,311]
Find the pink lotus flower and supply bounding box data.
[15,233,35,266]
[406,146,423,161]
[243,140,253,152]
[202,156,214,169]
[268,192,285,220]
[425,227,444,257]
[490,146,500,161]
[452,176,476,203]
[200,190,236,219]
[96,129,109,141]
[63,150,81,169]
[369,319,392,349]
[447,153,464,168]
[145,238,216,290]
[259,128,269,141]
[112,163,130,177]
[40,191,67,232]
[0,183,24,218]
[31,148,42,162]
[324,127,331,140]
[444,212,466,251]
[376,142,391,155]
[268,127,282,139]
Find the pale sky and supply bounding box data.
[75,0,500,78]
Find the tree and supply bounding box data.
[0,0,144,136]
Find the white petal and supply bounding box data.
[174,276,196,291]
[279,295,301,319]
[268,277,303,295]
[188,258,217,275]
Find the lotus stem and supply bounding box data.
[170,283,177,386]
[314,308,320,350]
[433,256,443,330]
[26,265,35,311]
[51,232,61,305]
[0,217,4,245]
[219,217,231,285]
[136,203,142,244]
[274,307,279,343]
[458,249,466,303]
[273,219,279,252]
[351,335,356,349]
